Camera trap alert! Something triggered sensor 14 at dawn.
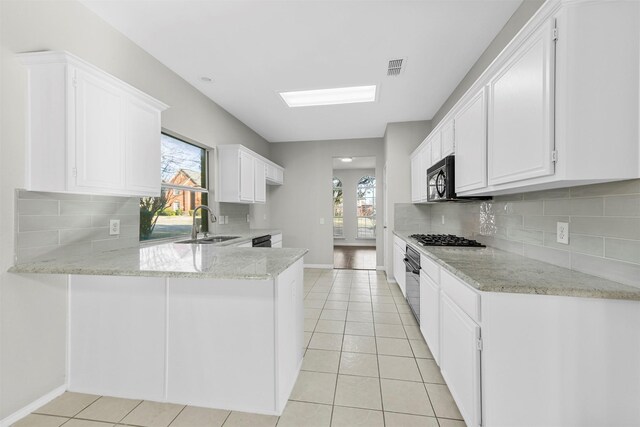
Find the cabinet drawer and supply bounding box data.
[420,254,440,284]
[440,269,480,323]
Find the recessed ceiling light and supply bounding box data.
[279,85,377,108]
[341,157,353,163]
[200,76,213,82]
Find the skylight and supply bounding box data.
[279,85,377,107]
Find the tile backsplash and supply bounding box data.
[15,189,140,263]
[396,179,640,288]
[15,191,255,264]
[215,202,250,234]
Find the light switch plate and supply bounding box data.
[557,222,569,244]
[109,219,120,236]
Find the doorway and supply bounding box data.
[332,156,377,270]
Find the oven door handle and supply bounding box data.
[403,258,421,275]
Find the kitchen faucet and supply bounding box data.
[191,205,217,240]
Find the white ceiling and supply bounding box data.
[82,0,522,143]
[333,156,376,170]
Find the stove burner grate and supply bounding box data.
[408,233,485,248]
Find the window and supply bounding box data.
[333,177,344,238]
[140,133,209,241]
[356,175,376,239]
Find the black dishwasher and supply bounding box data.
[252,235,272,248]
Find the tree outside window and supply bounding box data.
[140,133,209,240]
[357,175,376,239]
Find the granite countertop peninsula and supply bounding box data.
[394,230,640,301]
[9,229,307,280]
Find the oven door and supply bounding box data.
[404,257,421,324]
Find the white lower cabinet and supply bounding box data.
[392,237,406,295]
[419,270,440,364]
[440,292,482,427]
[413,249,640,427]
[272,233,283,248]
[68,259,305,415]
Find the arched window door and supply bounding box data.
[357,175,376,238]
[333,177,344,237]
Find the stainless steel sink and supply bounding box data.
[176,236,240,244]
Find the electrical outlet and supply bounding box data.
[557,222,569,244]
[109,219,120,236]
[320,217,325,225]
[441,215,445,225]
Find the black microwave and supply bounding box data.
[427,155,490,202]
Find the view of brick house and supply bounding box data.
[165,169,203,212]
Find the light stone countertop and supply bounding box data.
[9,229,307,280]
[394,230,640,301]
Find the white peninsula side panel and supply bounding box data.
[68,258,304,415]
[69,276,167,401]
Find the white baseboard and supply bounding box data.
[304,264,334,269]
[333,242,376,247]
[0,384,66,427]
[376,266,386,271]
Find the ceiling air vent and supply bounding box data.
[387,58,405,76]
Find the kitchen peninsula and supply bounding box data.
[10,243,308,416]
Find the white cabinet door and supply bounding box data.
[410,151,422,203]
[420,272,440,364]
[431,132,442,165]
[441,119,455,157]
[487,19,555,186]
[454,88,487,193]
[254,159,266,203]
[440,292,482,427]
[393,243,406,295]
[74,68,125,191]
[239,151,255,202]
[419,144,431,201]
[124,96,162,196]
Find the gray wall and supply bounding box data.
[383,121,432,279]
[333,168,376,246]
[269,139,384,267]
[402,180,640,289]
[0,0,272,419]
[430,0,545,128]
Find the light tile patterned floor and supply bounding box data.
[15,269,465,427]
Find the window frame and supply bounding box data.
[139,130,210,243]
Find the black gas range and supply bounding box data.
[409,233,485,248]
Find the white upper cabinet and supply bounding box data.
[411,1,640,197]
[74,68,126,192]
[441,119,455,158]
[217,144,284,204]
[430,131,442,166]
[19,51,168,197]
[266,162,285,185]
[124,96,162,194]
[487,19,555,187]
[239,150,255,203]
[410,150,423,203]
[454,88,487,193]
[254,159,266,203]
